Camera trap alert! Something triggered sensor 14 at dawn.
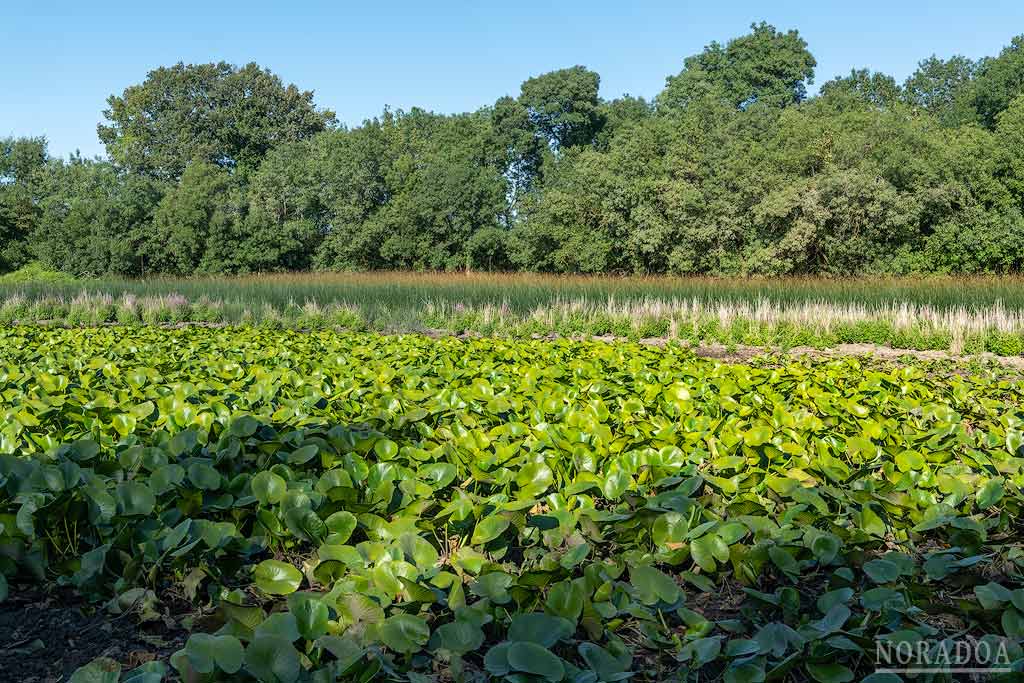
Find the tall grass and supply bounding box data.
[6,281,1024,355]
[6,272,1024,312]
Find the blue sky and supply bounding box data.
[4,0,1024,159]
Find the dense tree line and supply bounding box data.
[4,23,1024,277]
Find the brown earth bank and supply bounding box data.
[0,584,189,682]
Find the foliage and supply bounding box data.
[97,61,336,180]
[658,22,817,111]
[5,26,1024,277]
[3,328,1024,682]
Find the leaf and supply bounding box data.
[182,633,243,674]
[230,416,259,437]
[471,515,510,545]
[470,572,514,604]
[244,636,300,683]
[546,579,585,623]
[116,482,155,516]
[509,613,574,647]
[324,511,357,543]
[507,641,565,681]
[977,477,1005,510]
[691,533,730,572]
[377,614,430,654]
[631,565,681,605]
[290,595,329,640]
[251,471,287,505]
[975,582,1012,609]
[429,620,484,655]
[253,560,303,595]
[187,462,222,490]
[287,444,319,465]
[374,438,399,459]
[863,559,900,584]
[807,662,854,683]
[68,658,121,683]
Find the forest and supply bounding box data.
[3,22,1024,277]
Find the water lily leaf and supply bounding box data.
[244,636,300,683]
[251,471,287,505]
[182,633,243,674]
[546,579,585,623]
[68,658,121,683]
[507,641,565,681]
[807,662,854,682]
[253,559,303,595]
[377,614,430,654]
[429,620,484,655]
[977,477,1005,510]
[509,613,574,647]
[631,565,681,605]
[471,515,509,545]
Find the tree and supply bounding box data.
[0,136,48,271]
[32,158,163,277]
[98,62,336,180]
[518,66,603,150]
[969,35,1024,128]
[148,162,246,274]
[659,22,816,111]
[996,95,1024,207]
[902,55,976,125]
[819,69,901,110]
[595,95,653,149]
[314,109,509,270]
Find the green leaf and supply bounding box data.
[290,595,329,640]
[631,564,681,605]
[116,482,155,516]
[324,511,357,543]
[182,633,243,674]
[377,614,430,654]
[251,471,287,505]
[253,560,303,595]
[977,477,1005,510]
[507,641,565,681]
[691,533,730,572]
[244,636,300,683]
[807,662,854,683]
[863,559,900,584]
[975,582,1012,609]
[230,416,259,437]
[68,658,121,683]
[429,620,484,655]
[471,572,514,604]
[471,515,510,545]
[509,613,574,647]
[546,579,585,623]
[287,444,319,465]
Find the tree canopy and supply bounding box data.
[4,23,1024,277]
[97,61,336,180]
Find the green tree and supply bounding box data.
[902,55,976,125]
[32,158,163,276]
[0,136,48,271]
[969,35,1024,128]
[819,69,901,110]
[98,62,336,180]
[148,162,247,274]
[996,94,1024,207]
[518,66,603,150]
[659,22,816,111]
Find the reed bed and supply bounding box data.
[5,271,1024,312]
[5,285,1024,355]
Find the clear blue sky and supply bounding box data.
[4,0,1024,159]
